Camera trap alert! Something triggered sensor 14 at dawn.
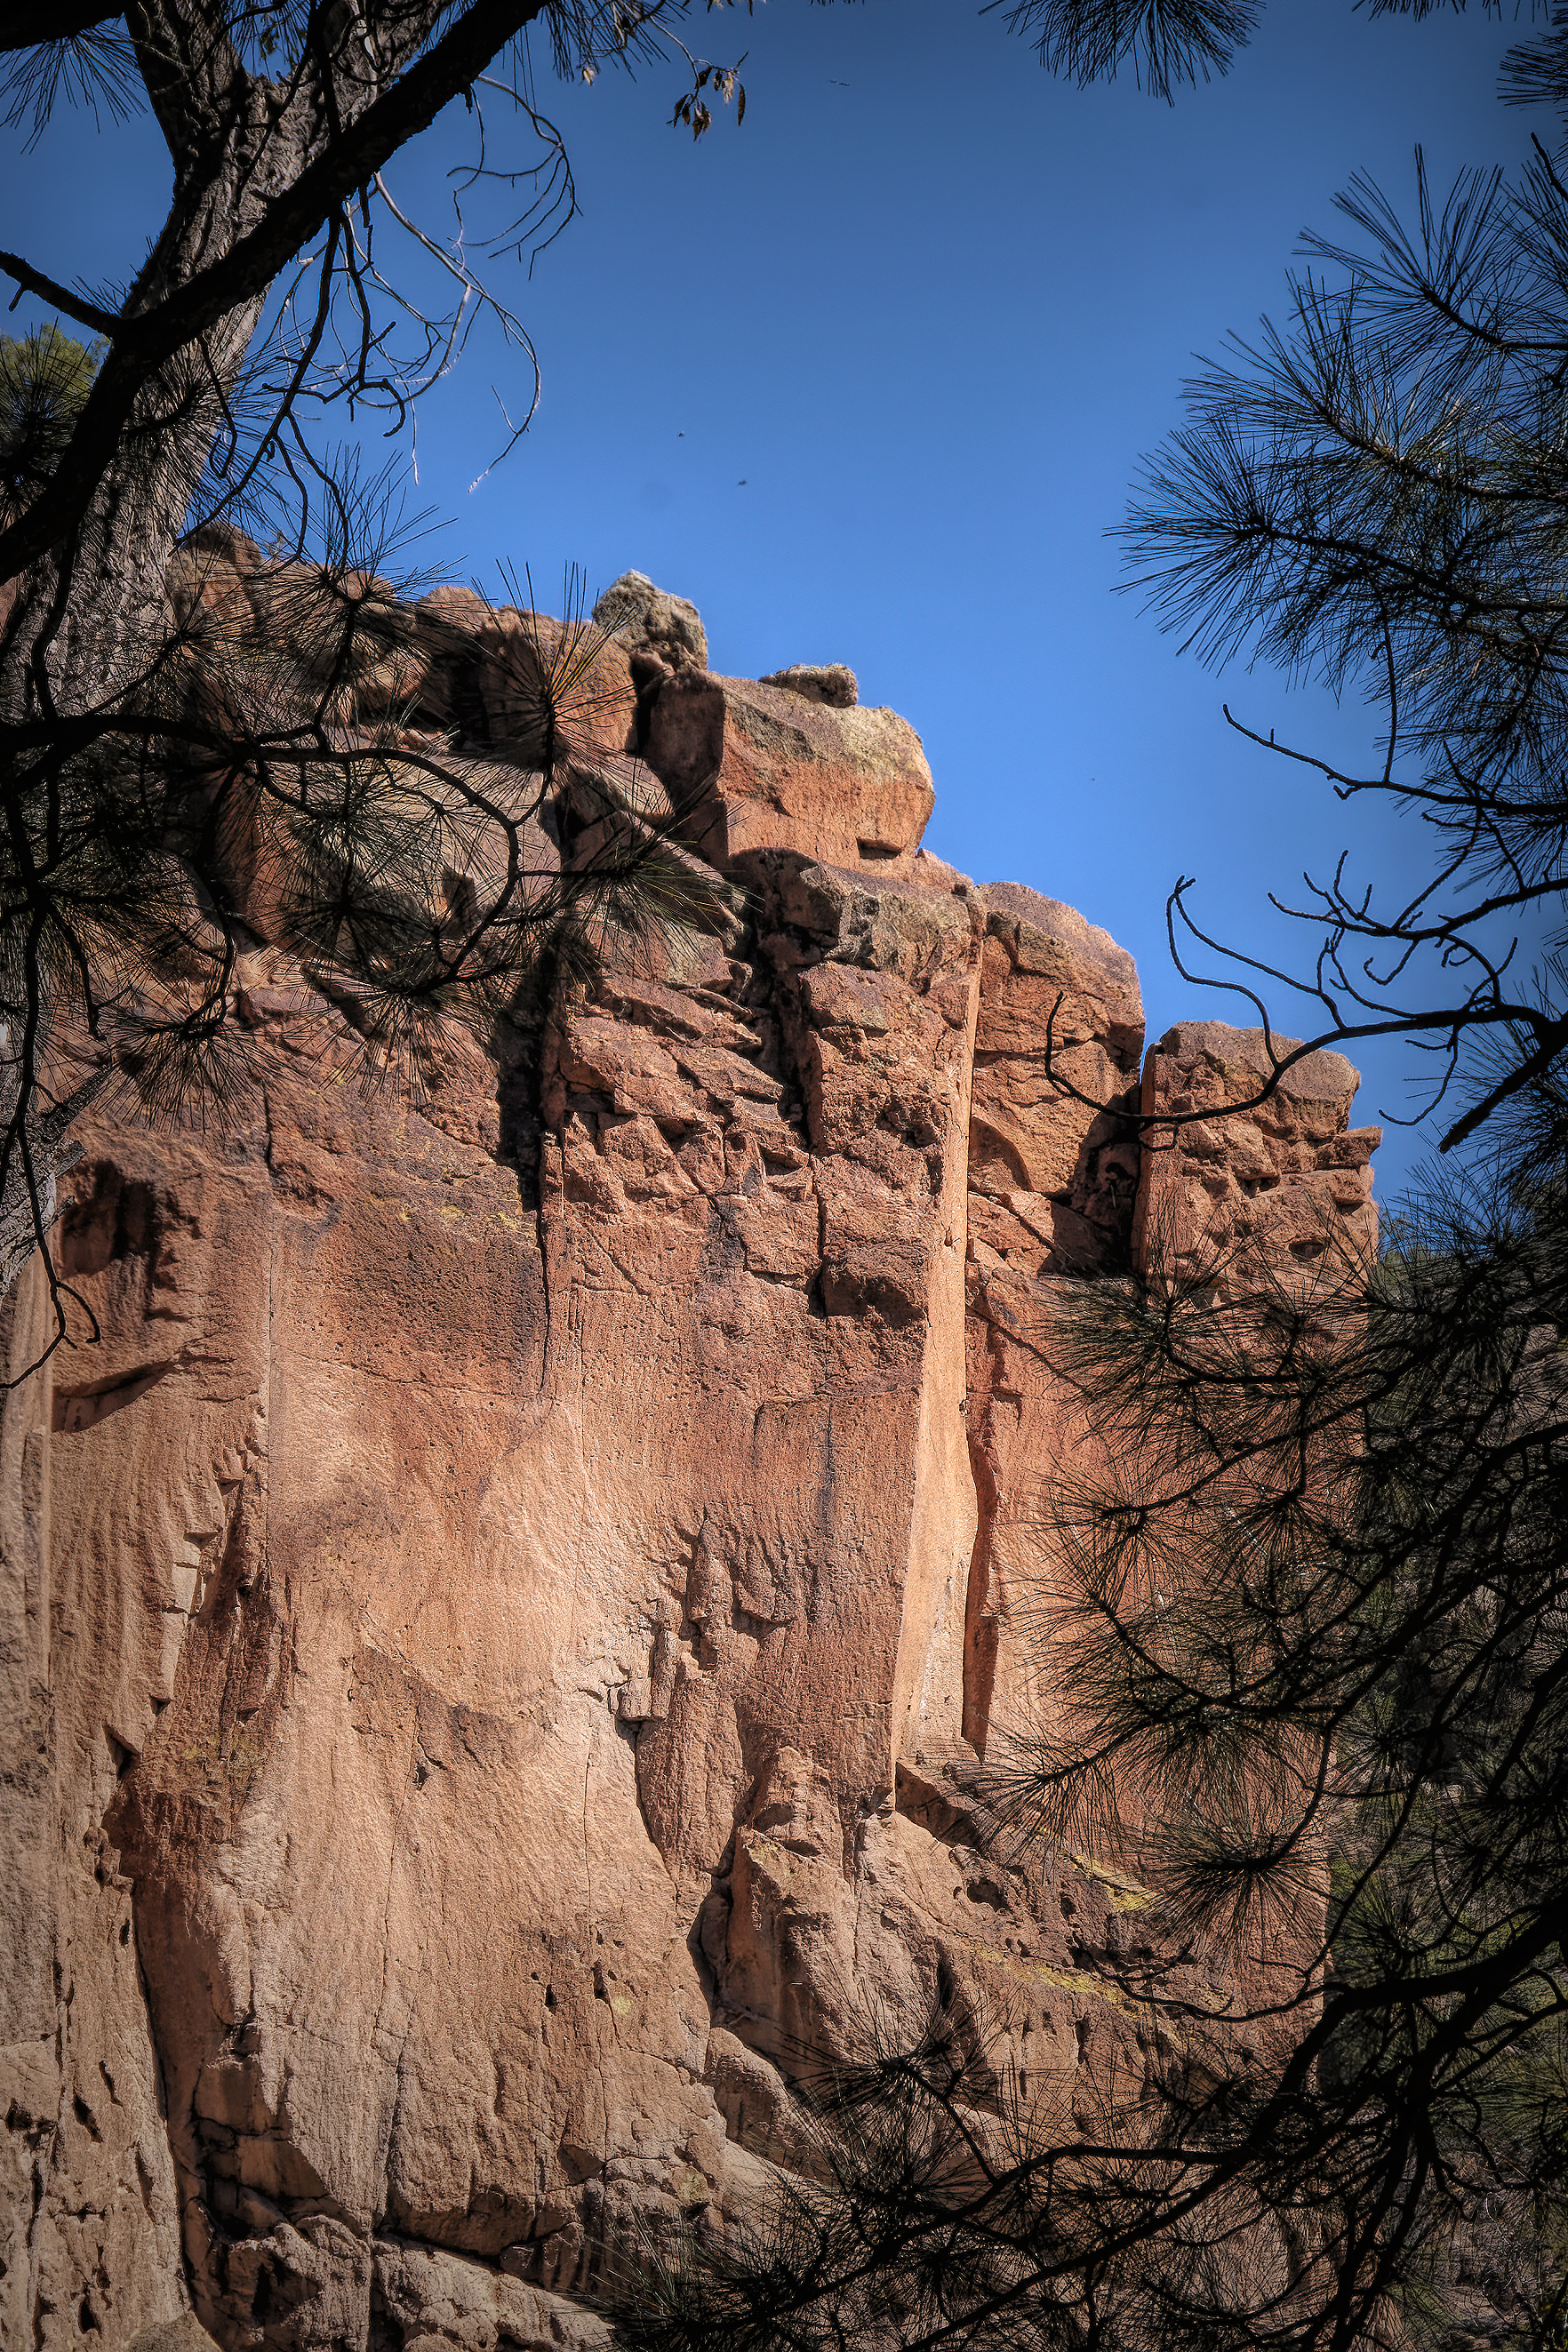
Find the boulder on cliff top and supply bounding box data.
[759,662,858,708]
[411,587,638,767]
[643,672,934,876]
[964,881,1145,1280]
[980,882,1140,1000]
[592,571,708,672]
[1153,1020,1363,1108]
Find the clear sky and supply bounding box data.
[1,0,1546,1200]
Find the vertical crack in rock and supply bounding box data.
[959,1341,1004,1762]
[955,884,1147,1773]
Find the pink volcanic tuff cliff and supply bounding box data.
[0,567,1380,2352]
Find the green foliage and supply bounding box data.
[0,323,102,514]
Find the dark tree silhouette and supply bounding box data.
[1118,125,1568,1158]
[1000,0,1500,105]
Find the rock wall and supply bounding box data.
[0,569,1379,2352]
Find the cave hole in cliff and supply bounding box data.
[57,1167,156,1278]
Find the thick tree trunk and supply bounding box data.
[0,53,292,719]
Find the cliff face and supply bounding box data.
[0,572,1380,2352]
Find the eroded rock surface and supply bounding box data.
[0,572,1380,2351]
[1132,1022,1380,1287]
[646,673,936,876]
[591,574,707,676]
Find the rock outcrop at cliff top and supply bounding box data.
[0,561,1380,2352]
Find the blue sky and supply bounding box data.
[1,1,1546,1198]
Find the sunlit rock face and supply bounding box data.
[0,565,1379,2352]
